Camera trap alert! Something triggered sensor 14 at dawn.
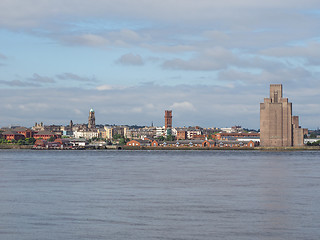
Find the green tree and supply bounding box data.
[17,139,25,145]
[156,136,165,141]
[48,136,55,142]
[118,138,126,145]
[166,135,175,141]
[310,133,317,139]
[113,134,122,140]
[25,137,36,145]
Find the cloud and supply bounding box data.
[1,1,319,29]
[0,53,7,60]
[260,41,320,65]
[28,73,55,83]
[0,53,7,66]
[218,67,314,86]
[0,80,39,87]
[116,53,144,66]
[170,101,196,111]
[62,34,109,47]
[162,47,236,71]
[56,72,95,82]
[96,84,127,91]
[0,83,318,129]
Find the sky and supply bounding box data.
[0,0,320,129]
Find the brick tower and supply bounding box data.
[164,110,172,135]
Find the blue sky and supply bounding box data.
[0,0,320,129]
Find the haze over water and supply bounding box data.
[1,150,319,240]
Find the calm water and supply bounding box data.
[0,150,320,240]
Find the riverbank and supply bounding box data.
[0,144,33,149]
[255,146,320,151]
[1,144,319,151]
[122,146,320,151]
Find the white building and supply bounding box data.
[73,130,99,140]
[156,127,165,137]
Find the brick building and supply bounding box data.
[2,130,25,141]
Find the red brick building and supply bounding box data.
[176,129,187,140]
[34,130,57,140]
[126,139,151,147]
[215,132,259,140]
[2,130,25,141]
[13,127,34,138]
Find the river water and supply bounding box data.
[0,150,319,240]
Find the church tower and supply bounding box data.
[88,109,96,129]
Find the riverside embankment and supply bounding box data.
[1,144,319,151]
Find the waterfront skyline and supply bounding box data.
[0,1,320,129]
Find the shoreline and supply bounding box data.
[1,144,320,151]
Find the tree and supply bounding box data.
[25,137,36,145]
[118,138,126,145]
[166,135,175,141]
[310,133,317,139]
[18,139,25,145]
[48,136,55,142]
[113,134,122,140]
[158,136,165,141]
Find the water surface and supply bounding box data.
[0,150,319,239]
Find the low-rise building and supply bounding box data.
[2,130,25,141]
[73,130,99,140]
[176,128,187,140]
[127,127,156,140]
[34,130,57,140]
[187,127,202,139]
[126,139,151,147]
[13,127,34,138]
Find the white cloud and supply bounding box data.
[56,72,94,82]
[96,84,127,91]
[260,41,320,65]
[0,84,318,129]
[116,53,144,66]
[28,73,55,83]
[62,34,109,47]
[170,101,196,111]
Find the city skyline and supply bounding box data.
[0,1,320,129]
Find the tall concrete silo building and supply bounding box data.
[260,84,306,147]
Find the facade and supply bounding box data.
[156,127,165,137]
[125,138,256,148]
[126,139,151,147]
[88,109,96,129]
[260,84,306,147]
[2,130,25,141]
[12,127,34,138]
[73,130,99,140]
[176,128,187,140]
[186,127,202,139]
[126,127,156,140]
[34,130,57,140]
